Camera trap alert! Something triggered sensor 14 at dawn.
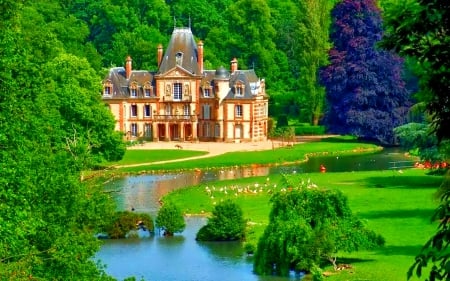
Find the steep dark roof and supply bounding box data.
[103,67,155,98]
[157,27,200,75]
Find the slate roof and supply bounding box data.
[103,67,155,98]
[157,27,200,75]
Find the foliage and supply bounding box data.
[382,0,450,143]
[320,0,411,145]
[104,211,154,239]
[383,1,450,278]
[0,1,124,279]
[276,114,289,128]
[196,199,246,241]
[294,125,326,136]
[394,122,445,162]
[253,175,384,276]
[155,201,186,236]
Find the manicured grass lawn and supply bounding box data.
[164,169,443,281]
[117,140,380,173]
[110,149,207,165]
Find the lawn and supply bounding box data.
[110,149,207,166]
[116,140,380,173]
[163,168,443,281]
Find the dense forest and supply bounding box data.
[1,0,448,279]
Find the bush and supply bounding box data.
[277,114,289,128]
[104,211,154,239]
[294,124,325,135]
[196,199,246,241]
[155,201,186,236]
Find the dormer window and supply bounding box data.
[103,80,112,96]
[175,52,183,65]
[235,83,244,97]
[144,83,153,97]
[130,82,138,98]
[204,88,211,97]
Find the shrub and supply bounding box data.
[196,199,246,241]
[155,201,186,236]
[104,211,154,239]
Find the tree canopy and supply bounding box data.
[155,201,186,236]
[253,175,384,277]
[320,0,411,144]
[0,1,124,279]
[196,199,246,241]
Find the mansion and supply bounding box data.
[102,27,269,142]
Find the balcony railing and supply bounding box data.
[153,115,197,122]
[163,95,192,102]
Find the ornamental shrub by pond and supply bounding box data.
[104,211,154,239]
[196,199,246,241]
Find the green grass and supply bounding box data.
[164,169,443,281]
[109,149,208,165]
[116,140,380,173]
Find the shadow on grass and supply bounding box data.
[375,245,423,257]
[358,208,435,219]
[361,176,443,189]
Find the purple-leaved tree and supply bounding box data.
[320,0,411,144]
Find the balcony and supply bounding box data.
[153,115,197,122]
[163,95,192,102]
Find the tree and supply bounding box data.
[295,0,336,125]
[155,201,186,236]
[104,211,154,239]
[319,0,411,144]
[253,175,384,276]
[382,0,450,279]
[196,199,246,241]
[0,1,123,279]
[382,0,450,143]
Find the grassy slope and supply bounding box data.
[164,169,442,281]
[110,149,207,165]
[117,140,380,173]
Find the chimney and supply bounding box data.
[125,56,132,79]
[157,44,163,67]
[197,41,204,74]
[230,58,238,73]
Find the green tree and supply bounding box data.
[382,0,450,279]
[253,175,384,276]
[196,199,246,241]
[104,211,154,239]
[296,0,336,125]
[155,201,186,236]
[0,1,122,279]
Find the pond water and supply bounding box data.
[97,148,414,280]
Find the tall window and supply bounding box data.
[203,105,210,120]
[215,123,220,137]
[131,123,138,137]
[183,104,190,117]
[173,83,182,100]
[235,105,243,118]
[165,104,172,116]
[144,104,151,117]
[203,123,211,137]
[144,123,152,138]
[131,105,138,117]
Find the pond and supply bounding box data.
[96,148,414,280]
